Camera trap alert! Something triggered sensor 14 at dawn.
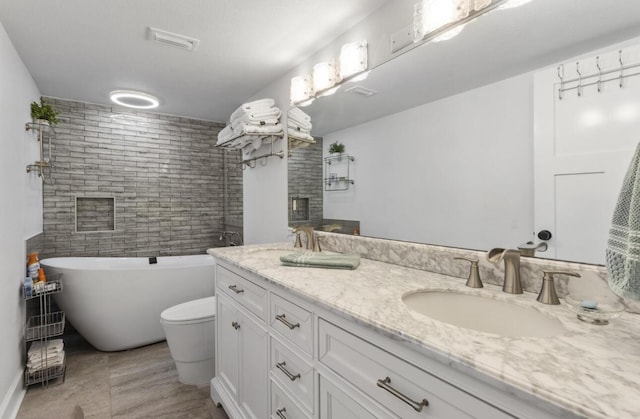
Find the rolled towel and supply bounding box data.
[230,98,276,121]
[287,119,312,133]
[242,123,283,135]
[216,125,235,145]
[280,252,360,270]
[288,107,311,122]
[287,127,314,142]
[288,117,312,131]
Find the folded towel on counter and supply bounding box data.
[287,127,315,142]
[606,142,640,299]
[288,107,311,122]
[280,252,360,270]
[216,125,236,145]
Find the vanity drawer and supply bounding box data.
[270,337,314,413]
[318,319,511,419]
[217,265,267,321]
[270,293,313,356]
[271,379,311,419]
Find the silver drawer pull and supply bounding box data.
[275,314,300,330]
[275,407,287,419]
[231,321,240,330]
[376,376,429,412]
[276,361,301,381]
[228,285,244,294]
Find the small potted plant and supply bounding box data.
[328,141,345,155]
[30,97,59,126]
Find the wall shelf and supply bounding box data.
[324,154,355,191]
[25,121,55,182]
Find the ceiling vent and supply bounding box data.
[344,85,377,97]
[148,27,200,51]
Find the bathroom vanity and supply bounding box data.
[207,243,640,419]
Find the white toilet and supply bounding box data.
[160,295,217,385]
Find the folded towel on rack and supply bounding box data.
[27,350,65,373]
[287,119,312,133]
[287,127,314,142]
[28,338,64,355]
[246,107,281,120]
[216,125,235,145]
[242,123,283,135]
[232,115,280,132]
[280,252,360,270]
[230,98,276,121]
[288,118,312,131]
[288,107,311,122]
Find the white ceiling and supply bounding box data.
[0,0,389,122]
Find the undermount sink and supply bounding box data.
[402,291,566,338]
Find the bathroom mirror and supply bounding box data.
[287,0,640,265]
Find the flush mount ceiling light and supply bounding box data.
[109,90,159,109]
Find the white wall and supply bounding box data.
[0,21,42,419]
[323,73,534,251]
[242,77,291,245]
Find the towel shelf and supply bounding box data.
[23,274,66,386]
[288,134,316,153]
[216,131,284,150]
[324,154,355,191]
[25,121,55,183]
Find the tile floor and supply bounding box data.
[17,334,229,419]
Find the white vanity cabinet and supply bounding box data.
[212,266,269,419]
[211,259,571,419]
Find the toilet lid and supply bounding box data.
[161,296,216,323]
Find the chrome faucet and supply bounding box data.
[487,248,523,294]
[292,226,320,251]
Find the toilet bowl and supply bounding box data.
[160,295,216,385]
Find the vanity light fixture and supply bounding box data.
[290,41,369,106]
[339,41,369,81]
[290,75,314,106]
[413,0,518,44]
[313,60,340,97]
[109,90,159,109]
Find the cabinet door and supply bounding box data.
[217,294,240,401]
[239,311,269,419]
[320,375,391,419]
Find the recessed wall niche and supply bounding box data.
[75,197,115,233]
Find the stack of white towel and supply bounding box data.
[217,98,282,149]
[287,107,314,142]
[27,339,65,373]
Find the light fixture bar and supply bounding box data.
[414,0,511,45]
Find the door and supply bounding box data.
[533,45,640,264]
[239,311,269,419]
[217,294,240,401]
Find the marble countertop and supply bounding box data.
[208,244,640,419]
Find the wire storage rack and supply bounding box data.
[24,275,66,386]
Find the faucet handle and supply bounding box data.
[454,257,483,288]
[537,270,581,305]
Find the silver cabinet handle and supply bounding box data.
[275,407,287,419]
[231,321,240,330]
[376,376,429,412]
[228,285,244,294]
[276,361,300,381]
[275,314,300,330]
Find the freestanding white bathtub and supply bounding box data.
[40,254,215,351]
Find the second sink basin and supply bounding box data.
[403,291,566,338]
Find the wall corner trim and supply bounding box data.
[0,369,26,419]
